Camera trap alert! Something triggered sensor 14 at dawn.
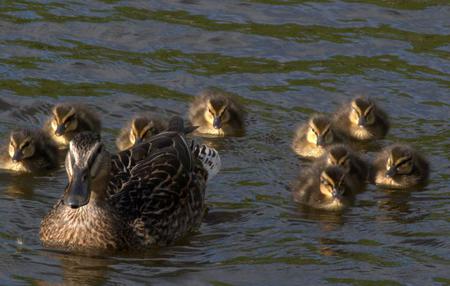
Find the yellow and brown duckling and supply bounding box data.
[334,97,389,141]
[315,144,369,189]
[116,115,167,151]
[189,89,245,136]
[44,103,101,148]
[40,117,221,252]
[0,129,59,173]
[293,165,357,211]
[292,114,341,159]
[371,144,429,189]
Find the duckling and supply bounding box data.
[0,129,59,173]
[315,144,369,189]
[44,103,101,148]
[293,165,357,211]
[372,144,429,189]
[189,89,245,136]
[334,97,389,141]
[292,115,341,159]
[40,117,221,252]
[116,115,167,151]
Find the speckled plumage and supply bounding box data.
[41,122,212,252]
[0,128,59,173]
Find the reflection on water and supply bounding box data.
[0,0,449,285]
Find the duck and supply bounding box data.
[116,115,167,151]
[314,144,369,189]
[40,116,221,252]
[0,128,59,173]
[292,165,357,211]
[292,114,341,159]
[188,89,245,136]
[371,144,429,189]
[44,103,101,148]
[333,96,389,141]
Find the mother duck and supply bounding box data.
[40,117,220,252]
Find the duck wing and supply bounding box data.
[107,131,208,245]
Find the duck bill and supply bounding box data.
[63,169,90,209]
[331,188,343,200]
[55,124,66,136]
[385,167,397,178]
[134,137,143,146]
[358,117,366,127]
[213,117,222,129]
[11,150,23,162]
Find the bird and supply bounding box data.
[40,116,221,252]
[188,89,245,136]
[292,165,357,211]
[333,96,389,141]
[0,128,59,173]
[371,144,429,189]
[44,103,101,148]
[314,144,369,189]
[116,115,167,151]
[292,114,341,159]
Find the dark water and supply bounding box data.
[0,0,449,285]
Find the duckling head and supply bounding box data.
[385,145,414,178]
[204,98,230,130]
[306,116,335,147]
[349,97,376,127]
[64,132,110,209]
[129,117,158,147]
[319,166,348,201]
[326,145,351,171]
[8,129,36,163]
[51,104,78,137]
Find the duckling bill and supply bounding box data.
[293,165,357,211]
[116,115,167,151]
[0,129,59,173]
[372,144,429,189]
[189,89,245,136]
[40,117,221,252]
[334,97,389,141]
[292,115,341,159]
[44,103,101,148]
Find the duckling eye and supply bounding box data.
[208,108,214,115]
[21,141,30,149]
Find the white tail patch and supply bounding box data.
[191,143,221,181]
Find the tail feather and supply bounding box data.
[191,142,221,181]
[168,116,198,134]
